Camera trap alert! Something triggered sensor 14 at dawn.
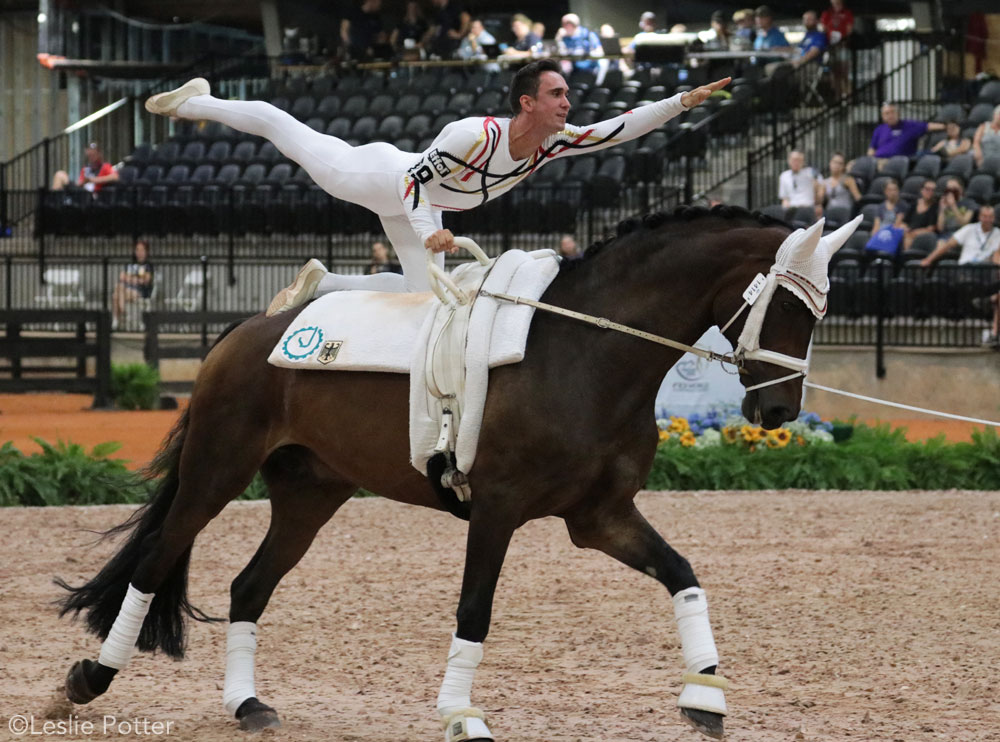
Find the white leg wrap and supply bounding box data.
[223,622,258,718]
[97,584,154,670]
[437,634,493,741]
[673,587,727,715]
[672,587,719,673]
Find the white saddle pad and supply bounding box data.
[267,249,561,477]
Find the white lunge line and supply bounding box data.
[803,381,1000,427]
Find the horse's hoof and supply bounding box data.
[235,698,281,732]
[65,660,102,705]
[680,707,725,739]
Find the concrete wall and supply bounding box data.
[806,346,1000,422]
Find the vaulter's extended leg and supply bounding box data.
[436,502,519,742]
[564,501,728,740]
[223,447,357,732]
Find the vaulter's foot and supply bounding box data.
[266,258,328,317]
[144,78,210,117]
[680,708,725,739]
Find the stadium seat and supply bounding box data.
[230,140,256,165]
[901,174,927,201]
[975,154,1000,179]
[263,163,293,187]
[369,94,395,118]
[212,163,242,186]
[590,155,627,207]
[136,164,164,185]
[151,141,181,165]
[906,231,938,258]
[325,117,352,138]
[290,95,316,120]
[931,103,965,124]
[881,155,909,183]
[376,115,404,141]
[311,76,334,98]
[978,80,1000,105]
[432,112,459,131]
[252,141,280,166]
[789,205,818,229]
[395,94,422,118]
[189,164,216,184]
[420,93,448,117]
[341,94,369,120]
[966,174,996,204]
[474,90,504,115]
[966,102,995,128]
[911,154,941,179]
[859,176,894,206]
[269,96,290,113]
[350,116,377,141]
[316,95,341,120]
[304,117,325,132]
[824,205,852,230]
[941,153,974,182]
[447,91,476,116]
[848,155,877,189]
[760,203,788,221]
[404,113,432,140]
[205,140,232,166]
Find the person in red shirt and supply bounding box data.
[52,142,118,193]
[820,0,854,97]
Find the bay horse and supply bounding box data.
[58,206,852,741]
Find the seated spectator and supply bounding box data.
[367,240,403,275]
[867,102,944,161]
[340,0,388,61]
[532,22,546,40]
[458,18,498,71]
[637,11,661,34]
[753,6,791,61]
[921,204,999,267]
[791,10,827,70]
[502,13,542,59]
[51,142,118,193]
[112,239,154,329]
[936,178,974,240]
[931,120,972,161]
[731,9,755,51]
[779,150,822,215]
[702,11,732,51]
[901,180,939,251]
[559,234,581,259]
[972,104,1000,168]
[423,0,470,59]
[822,152,862,212]
[390,1,428,57]
[556,13,603,72]
[870,179,904,234]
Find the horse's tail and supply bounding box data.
[55,406,218,659]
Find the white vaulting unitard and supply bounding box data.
[673,586,728,715]
[437,634,493,741]
[97,583,153,670]
[223,621,258,717]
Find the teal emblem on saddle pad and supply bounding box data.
[281,326,324,360]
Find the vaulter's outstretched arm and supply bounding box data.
[546,77,731,159]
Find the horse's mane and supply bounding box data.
[561,205,788,272]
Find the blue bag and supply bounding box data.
[864,226,904,255]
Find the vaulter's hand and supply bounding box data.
[680,77,732,109]
[425,228,457,254]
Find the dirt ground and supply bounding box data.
[0,393,991,472]
[0,490,998,742]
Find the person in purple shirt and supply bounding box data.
[868,102,944,159]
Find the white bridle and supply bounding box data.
[475,215,863,394]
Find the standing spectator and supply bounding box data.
[112,239,154,330]
[702,11,732,51]
[367,239,403,275]
[820,0,854,45]
[390,1,428,57]
[791,10,827,70]
[901,180,939,251]
[340,0,388,61]
[931,120,972,161]
[822,151,862,213]
[731,9,755,51]
[870,179,904,234]
[920,204,999,267]
[502,14,541,59]
[51,142,118,193]
[820,0,854,95]
[936,179,974,241]
[867,102,944,160]
[556,13,603,73]
[972,104,1000,168]
[424,0,470,59]
[779,150,822,215]
[558,234,581,259]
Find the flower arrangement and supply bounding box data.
[656,408,834,452]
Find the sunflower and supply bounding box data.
[722,426,741,444]
[796,434,806,446]
[740,424,756,442]
[771,428,792,447]
[669,416,690,433]
[680,431,697,447]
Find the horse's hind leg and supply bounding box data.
[224,446,357,732]
[564,501,727,740]
[63,408,267,706]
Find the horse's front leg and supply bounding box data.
[564,501,728,740]
[436,501,518,742]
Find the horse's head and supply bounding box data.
[715,215,861,429]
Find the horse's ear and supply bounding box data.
[796,218,825,259]
[820,215,863,256]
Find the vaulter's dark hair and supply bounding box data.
[509,58,564,116]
